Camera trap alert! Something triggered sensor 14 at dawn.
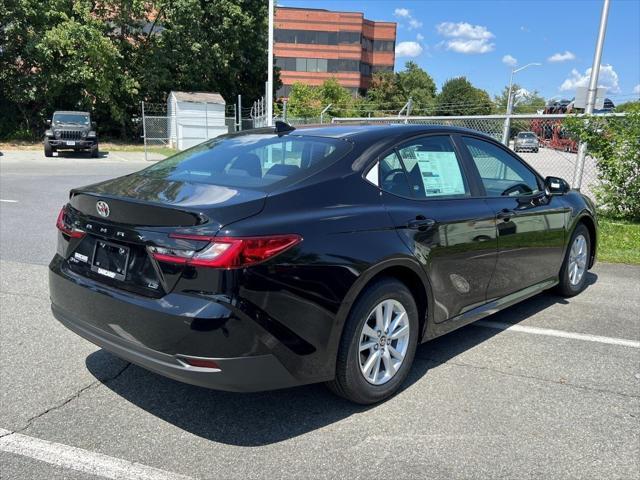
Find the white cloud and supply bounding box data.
[520,25,530,32]
[634,84,640,95]
[395,41,424,58]
[435,21,495,54]
[416,33,424,41]
[394,8,422,30]
[559,65,620,94]
[502,54,517,66]
[548,50,576,63]
[436,22,494,40]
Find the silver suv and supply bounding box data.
[514,131,539,153]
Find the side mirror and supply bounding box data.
[46,119,51,126]
[91,121,97,128]
[545,176,570,195]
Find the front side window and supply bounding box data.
[143,135,351,190]
[396,136,469,198]
[462,136,540,196]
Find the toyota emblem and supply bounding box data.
[96,200,110,218]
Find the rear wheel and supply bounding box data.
[326,278,419,404]
[556,223,590,297]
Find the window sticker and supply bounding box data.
[414,151,466,196]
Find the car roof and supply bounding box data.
[53,111,90,115]
[241,123,498,143]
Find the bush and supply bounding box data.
[565,106,640,220]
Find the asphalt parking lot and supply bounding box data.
[1,149,638,479]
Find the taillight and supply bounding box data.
[56,206,85,239]
[148,234,302,269]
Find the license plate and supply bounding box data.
[66,141,76,146]
[91,240,129,281]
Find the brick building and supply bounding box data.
[274,7,397,97]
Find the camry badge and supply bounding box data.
[96,200,110,218]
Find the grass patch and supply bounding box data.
[598,217,640,265]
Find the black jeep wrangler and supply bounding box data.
[44,111,99,157]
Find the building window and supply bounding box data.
[275,29,338,45]
[362,37,374,51]
[372,65,394,74]
[276,57,362,73]
[338,31,361,44]
[373,40,395,52]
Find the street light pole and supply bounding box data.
[501,62,542,145]
[574,0,610,190]
[266,0,274,127]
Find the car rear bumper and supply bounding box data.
[49,257,303,392]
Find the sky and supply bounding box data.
[278,0,640,103]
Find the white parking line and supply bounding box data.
[0,199,18,203]
[0,428,193,480]
[475,320,640,348]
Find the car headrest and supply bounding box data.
[231,153,262,177]
[266,164,300,177]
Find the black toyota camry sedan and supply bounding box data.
[49,123,597,404]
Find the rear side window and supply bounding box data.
[462,136,540,196]
[396,135,469,199]
[143,134,351,189]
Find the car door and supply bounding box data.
[367,134,497,324]
[457,135,568,300]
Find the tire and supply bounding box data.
[556,223,591,297]
[90,144,99,158]
[44,139,53,157]
[326,278,419,404]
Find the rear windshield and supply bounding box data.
[517,132,536,138]
[142,134,351,189]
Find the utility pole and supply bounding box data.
[501,62,541,145]
[266,0,274,126]
[237,95,242,131]
[574,0,610,189]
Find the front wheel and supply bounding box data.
[326,278,419,404]
[90,144,99,158]
[44,139,53,157]
[556,223,591,297]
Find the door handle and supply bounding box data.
[407,217,436,230]
[496,209,516,221]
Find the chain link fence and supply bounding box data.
[330,113,627,200]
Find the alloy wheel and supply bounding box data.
[568,234,588,286]
[358,299,410,385]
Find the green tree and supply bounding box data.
[287,82,322,118]
[396,61,437,114]
[0,0,138,139]
[494,84,546,114]
[143,0,274,105]
[366,71,402,114]
[317,78,355,117]
[615,100,640,113]
[436,77,493,116]
[0,0,278,139]
[365,62,437,115]
[565,104,640,220]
